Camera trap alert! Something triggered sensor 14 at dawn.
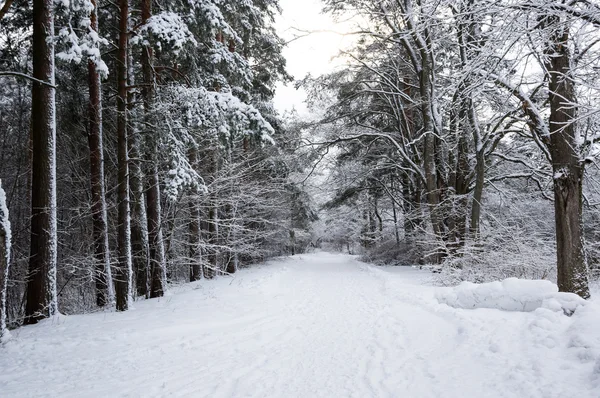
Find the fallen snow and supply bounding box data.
[0,252,599,397]
[436,278,587,313]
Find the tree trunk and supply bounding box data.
[25,0,58,324]
[0,180,10,339]
[146,168,165,297]
[546,23,590,298]
[448,106,470,254]
[203,147,218,279]
[205,204,217,279]
[115,0,132,311]
[140,0,165,298]
[455,2,484,240]
[127,34,150,299]
[225,253,237,274]
[129,134,150,297]
[391,178,400,247]
[418,50,446,262]
[87,0,113,307]
[188,149,202,282]
[470,148,485,238]
[401,171,423,243]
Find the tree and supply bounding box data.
[25,0,58,324]
[115,0,132,311]
[140,0,165,298]
[0,179,11,340]
[544,13,589,298]
[87,0,113,307]
[479,1,596,298]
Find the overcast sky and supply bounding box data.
[273,0,354,115]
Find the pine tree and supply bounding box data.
[87,0,113,307]
[115,0,133,311]
[25,0,58,324]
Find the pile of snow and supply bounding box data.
[436,278,587,313]
[567,301,600,382]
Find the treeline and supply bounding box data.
[0,0,314,337]
[309,0,600,297]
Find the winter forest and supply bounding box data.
[1,0,600,396]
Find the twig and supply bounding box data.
[0,72,57,88]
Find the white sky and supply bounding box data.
[274,0,355,115]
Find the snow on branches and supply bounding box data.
[54,0,109,77]
[157,86,274,201]
[191,0,242,43]
[169,86,275,144]
[131,12,197,55]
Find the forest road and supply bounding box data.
[0,252,597,398]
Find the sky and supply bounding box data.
[273,0,355,115]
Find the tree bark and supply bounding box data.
[87,0,113,307]
[470,147,485,238]
[146,168,165,297]
[205,204,217,279]
[390,177,401,247]
[127,31,150,299]
[129,132,150,297]
[188,148,202,281]
[418,48,446,262]
[448,105,471,254]
[188,199,202,281]
[0,180,10,339]
[25,0,58,324]
[115,0,132,311]
[140,0,165,298]
[545,22,590,298]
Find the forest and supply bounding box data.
[1,0,600,343]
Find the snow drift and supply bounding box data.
[436,278,587,313]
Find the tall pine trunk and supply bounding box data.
[25,0,58,324]
[87,0,113,307]
[129,135,150,297]
[115,0,132,311]
[141,0,165,297]
[127,32,150,299]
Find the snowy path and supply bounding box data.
[1,252,598,397]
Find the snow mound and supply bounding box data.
[436,278,587,313]
[567,301,600,363]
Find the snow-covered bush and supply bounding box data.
[436,278,586,314]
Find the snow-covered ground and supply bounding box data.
[1,252,599,397]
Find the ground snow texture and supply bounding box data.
[1,252,599,397]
